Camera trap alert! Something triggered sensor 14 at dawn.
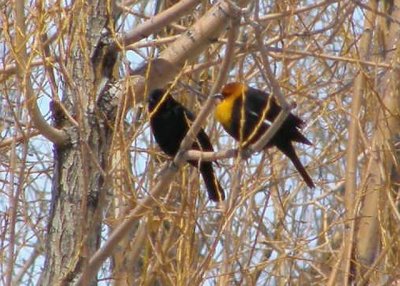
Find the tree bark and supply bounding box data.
[356,0,400,283]
[40,1,114,284]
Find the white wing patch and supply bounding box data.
[248,109,272,126]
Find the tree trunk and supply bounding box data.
[356,0,400,283]
[40,1,116,284]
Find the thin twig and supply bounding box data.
[13,0,68,145]
[245,9,291,154]
[0,130,40,150]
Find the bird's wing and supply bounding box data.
[248,109,272,127]
[245,87,280,121]
[182,108,214,152]
[243,88,273,130]
[246,87,305,129]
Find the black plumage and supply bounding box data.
[215,82,314,188]
[148,89,225,201]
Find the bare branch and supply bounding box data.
[244,9,291,154]
[341,0,377,284]
[184,149,238,161]
[13,0,68,146]
[75,1,252,282]
[119,0,200,47]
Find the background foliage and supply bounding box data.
[1,0,400,285]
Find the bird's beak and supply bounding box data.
[213,93,224,101]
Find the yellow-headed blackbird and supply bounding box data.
[148,89,225,201]
[214,82,315,188]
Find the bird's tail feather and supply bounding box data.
[292,130,313,145]
[200,163,225,201]
[278,143,315,188]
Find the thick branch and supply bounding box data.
[184,149,238,161]
[340,1,376,284]
[119,0,200,47]
[356,1,400,278]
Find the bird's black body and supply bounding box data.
[148,89,225,201]
[229,87,311,148]
[215,83,315,188]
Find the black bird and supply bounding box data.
[214,82,314,188]
[148,89,225,201]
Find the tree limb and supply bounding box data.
[13,0,68,146]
